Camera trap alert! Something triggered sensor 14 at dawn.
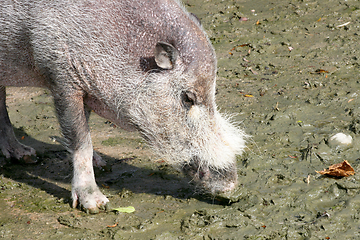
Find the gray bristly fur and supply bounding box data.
[0,0,247,211]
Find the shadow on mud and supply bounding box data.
[0,127,226,208]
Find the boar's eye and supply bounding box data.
[181,91,196,110]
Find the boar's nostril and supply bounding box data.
[198,166,210,180]
[181,91,196,109]
[198,170,208,180]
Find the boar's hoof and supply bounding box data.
[0,139,37,164]
[93,151,107,168]
[20,154,38,164]
[72,186,109,214]
[83,202,112,214]
[93,151,111,172]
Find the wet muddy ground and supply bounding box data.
[1,0,360,239]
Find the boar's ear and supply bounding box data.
[154,42,179,70]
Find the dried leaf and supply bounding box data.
[314,69,329,74]
[107,222,118,228]
[316,160,355,177]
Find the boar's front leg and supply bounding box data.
[52,89,109,213]
[84,105,107,169]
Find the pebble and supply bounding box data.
[328,133,353,149]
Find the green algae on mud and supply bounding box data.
[1,0,360,239]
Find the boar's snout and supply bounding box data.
[182,157,238,195]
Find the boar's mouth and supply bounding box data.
[182,156,238,195]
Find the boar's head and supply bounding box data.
[127,39,246,195]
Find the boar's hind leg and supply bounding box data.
[53,90,109,213]
[0,86,36,163]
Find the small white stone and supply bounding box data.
[328,133,352,148]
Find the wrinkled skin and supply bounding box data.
[0,0,246,213]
